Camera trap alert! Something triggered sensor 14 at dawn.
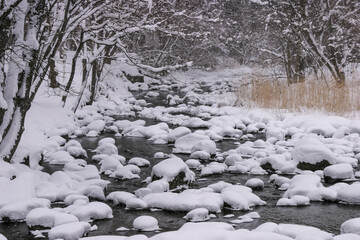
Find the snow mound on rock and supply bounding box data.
[292,136,337,170]
[341,218,360,235]
[133,216,160,231]
[48,222,91,240]
[173,133,210,154]
[184,208,210,222]
[151,157,195,184]
[26,208,79,228]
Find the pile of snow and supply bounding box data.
[106,191,136,205]
[323,163,354,182]
[48,222,91,240]
[173,133,210,154]
[133,216,160,231]
[245,178,264,190]
[26,208,79,228]
[182,117,211,128]
[143,189,223,212]
[0,161,16,179]
[277,195,310,207]
[151,157,195,187]
[147,180,169,193]
[221,185,266,210]
[230,212,260,224]
[167,127,192,142]
[283,174,322,199]
[0,198,50,221]
[86,119,106,133]
[184,208,210,222]
[191,139,217,155]
[341,218,360,235]
[128,157,150,167]
[260,154,296,174]
[44,151,75,165]
[200,162,227,176]
[337,183,360,204]
[65,202,113,221]
[291,136,337,170]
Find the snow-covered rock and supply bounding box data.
[147,180,169,193]
[45,151,75,165]
[191,139,217,155]
[26,208,79,228]
[167,127,192,142]
[173,133,210,154]
[133,216,160,231]
[143,190,222,213]
[65,202,113,221]
[184,208,210,222]
[221,185,266,210]
[182,117,211,128]
[185,159,202,169]
[277,195,310,207]
[128,157,150,167]
[151,157,195,188]
[86,120,106,133]
[334,234,360,240]
[323,163,354,183]
[200,162,227,176]
[260,155,296,174]
[337,183,360,204]
[126,198,148,210]
[292,136,337,170]
[341,218,360,235]
[0,198,50,221]
[95,143,118,155]
[245,178,264,190]
[48,222,91,240]
[106,191,136,205]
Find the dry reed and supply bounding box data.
[235,77,360,116]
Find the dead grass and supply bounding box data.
[235,76,360,116]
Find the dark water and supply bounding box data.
[85,135,360,237]
[1,89,360,239]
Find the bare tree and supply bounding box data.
[0,0,104,162]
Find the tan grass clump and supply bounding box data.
[235,77,360,116]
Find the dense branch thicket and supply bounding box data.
[0,0,359,162]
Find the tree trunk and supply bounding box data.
[82,58,87,83]
[62,31,84,106]
[1,99,30,162]
[88,60,98,106]
[49,58,59,88]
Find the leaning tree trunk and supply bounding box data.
[62,30,84,106]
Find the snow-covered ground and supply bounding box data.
[1,66,360,240]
